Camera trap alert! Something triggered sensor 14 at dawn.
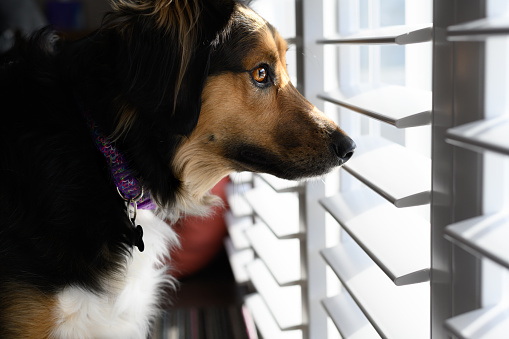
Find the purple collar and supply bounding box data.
[82,113,156,210]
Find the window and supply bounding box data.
[224,1,509,338]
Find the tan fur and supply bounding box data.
[0,283,58,339]
[171,75,238,216]
[170,8,279,214]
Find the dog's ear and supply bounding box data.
[106,0,235,137]
[161,0,237,136]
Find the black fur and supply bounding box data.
[210,6,270,75]
[0,0,236,326]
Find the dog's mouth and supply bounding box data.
[227,145,277,174]
[240,149,270,166]
[227,143,340,180]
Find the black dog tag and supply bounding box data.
[132,221,145,252]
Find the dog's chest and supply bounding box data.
[52,210,177,339]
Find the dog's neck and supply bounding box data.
[81,110,156,211]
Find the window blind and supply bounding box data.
[224,173,254,285]
[223,1,509,339]
[227,174,306,338]
[316,1,432,338]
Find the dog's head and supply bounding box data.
[171,3,355,204]
[99,0,354,214]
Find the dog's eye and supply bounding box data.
[252,66,268,83]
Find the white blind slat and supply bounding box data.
[322,293,380,339]
[446,116,509,156]
[224,237,254,284]
[444,305,509,339]
[321,188,430,285]
[225,182,253,217]
[243,186,301,239]
[245,222,301,286]
[245,294,303,339]
[317,24,432,45]
[246,259,303,331]
[447,15,509,41]
[344,136,431,207]
[225,211,252,250]
[445,212,509,270]
[321,241,429,339]
[319,86,431,128]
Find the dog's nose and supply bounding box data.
[332,131,356,165]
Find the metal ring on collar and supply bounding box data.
[116,186,144,203]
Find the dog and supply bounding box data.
[0,0,355,337]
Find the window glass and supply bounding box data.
[380,0,405,26]
[359,0,369,29]
[380,45,405,85]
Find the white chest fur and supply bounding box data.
[52,210,179,339]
